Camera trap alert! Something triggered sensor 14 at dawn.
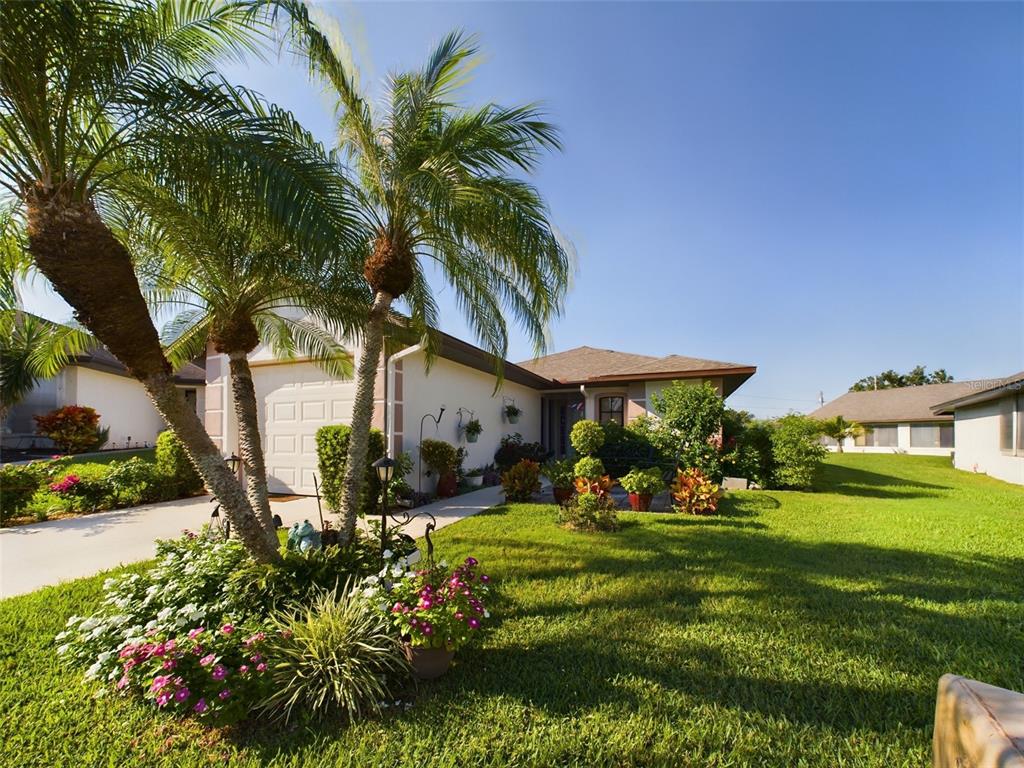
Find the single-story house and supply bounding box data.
[2,345,206,451]
[808,381,988,456]
[931,372,1024,486]
[204,335,755,496]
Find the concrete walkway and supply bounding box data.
[0,485,506,599]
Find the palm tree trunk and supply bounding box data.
[836,434,844,453]
[338,289,392,543]
[24,185,279,563]
[227,351,278,544]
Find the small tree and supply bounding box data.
[770,415,827,489]
[818,416,865,453]
[649,381,724,479]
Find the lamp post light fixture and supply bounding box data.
[417,405,446,496]
[372,455,397,561]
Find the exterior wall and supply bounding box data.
[824,422,955,456]
[2,372,61,433]
[395,351,542,492]
[951,398,1024,486]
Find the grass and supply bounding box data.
[63,448,156,466]
[1,454,1021,767]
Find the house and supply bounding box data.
[2,345,206,452]
[808,381,987,456]
[204,336,755,496]
[931,372,1024,486]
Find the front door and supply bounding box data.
[540,394,585,458]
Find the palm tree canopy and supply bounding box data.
[282,9,574,368]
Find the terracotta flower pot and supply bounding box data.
[552,486,574,506]
[436,472,458,498]
[628,492,653,512]
[405,644,455,680]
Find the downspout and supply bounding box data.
[386,343,423,456]
[579,383,587,420]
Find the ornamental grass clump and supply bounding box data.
[383,558,493,650]
[259,585,409,723]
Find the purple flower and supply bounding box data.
[221,624,234,635]
[256,662,267,673]
[455,611,464,621]
[249,653,262,663]
[199,654,216,667]
[480,574,490,583]
[218,689,231,700]
[161,659,176,671]
[420,622,434,635]
[156,692,171,707]
[465,557,478,566]
[211,664,228,681]
[468,618,481,630]
[193,698,208,714]
[174,687,190,703]
[239,664,250,674]
[150,675,171,693]
[187,627,205,640]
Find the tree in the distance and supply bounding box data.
[850,366,955,391]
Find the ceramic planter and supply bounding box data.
[465,474,484,487]
[466,432,479,443]
[404,644,455,680]
[628,492,653,512]
[553,486,574,506]
[506,413,519,424]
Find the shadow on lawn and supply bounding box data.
[815,462,951,499]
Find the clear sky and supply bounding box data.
[22,1,1024,417]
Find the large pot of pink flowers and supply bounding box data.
[385,556,492,680]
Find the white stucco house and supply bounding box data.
[2,345,206,451]
[809,381,987,456]
[931,372,1024,486]
[204,335,756,496]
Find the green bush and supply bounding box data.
[770,414,827,489]
[155,431,203,498]
[543,457,576,490]
[649,381,725,479]
[721,409,775,487]
[105,456,170,505]
[315,425,385,516]
[493,432,549,471]
[559,478,618,531]
[260,586,410,723]
[501,459,542,502]
[419,438,460,476]
[0,462,46,523]
[619,466,665,496]
[573,456,605,480]
[597,421,663,478]
[570,419,605,456]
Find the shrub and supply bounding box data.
[501,459,541,502]
[560,476,618,531]
[155,431,203,498]
[0,462,47,523]
[315,425,385,516]
[543,457,576,490]
[619,466,665,496]
[671,467,720,515]
[770,414,827,489]
[115,623,276,725]
[33,405,104,453]
[573,455,605,480]
[597,421,662,478]
[721,409,775,488]
[649,381,725,479]
[47,468,109,512]
[260,586,409,723]
[570,419,605,456]
[381,557,493,649]
[494,432,549,471]
[105,456,168,505]
[419,438,460,477]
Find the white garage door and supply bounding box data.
[254,363,356,495]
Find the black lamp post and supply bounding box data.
[372,455,397,561]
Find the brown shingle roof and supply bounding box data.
[809,381,984,424]
[931,371,1024,414]
[516,346,660,383]
[77,345,206,385]
[602,354,754,378]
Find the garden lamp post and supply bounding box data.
[418,405,445,496]
[372,455,397,561]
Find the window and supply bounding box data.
[910,423,954,448]
[1000,395,1014,453]
[857,424,898,447]
[1017,392,1024,453]
[183,388,198,415]
[598,396,624,426]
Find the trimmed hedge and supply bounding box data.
[315,425,386,517]
[155,431,203,498]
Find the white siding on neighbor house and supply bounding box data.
[2,372,61,433]
[825,422,955,456]
[394,351,542,493]
[951,397,1024,486]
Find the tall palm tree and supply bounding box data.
[283,12,573,541]
[124,177,370,534]
[1,1,358,561]
[819,415,865,453]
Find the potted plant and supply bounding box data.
[619,467,665,512]
[543,458,576,506]
[464,418,483,444]
[420,439,460,498]
[464,467,485,488]
[383,557,492,679]
[504,403,521,424]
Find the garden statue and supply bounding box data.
[286,520,322,552]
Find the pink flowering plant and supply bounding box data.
[384,557,492,650]
[115,623,276,725]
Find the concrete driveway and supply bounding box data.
[0,486,505,599]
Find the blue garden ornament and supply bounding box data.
[286,520,322,552]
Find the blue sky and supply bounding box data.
[23,1,1023,416]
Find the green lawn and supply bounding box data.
[1,454,1021,767]
[64,447,156,465]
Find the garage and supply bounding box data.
[252,362,355,495]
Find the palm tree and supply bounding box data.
[1,1,357,561]
[125,177,370,535]
[284,14,573,540]
[819,416,865,453]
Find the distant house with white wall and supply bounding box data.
[204,335,755,496]
[931,372,1024,486]
[2,345,205,451]
[809,381,986,455]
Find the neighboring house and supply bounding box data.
[809,381,986,456]
[931,372,1024,486]
[204,336,755,496]
[2,346,206,451]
